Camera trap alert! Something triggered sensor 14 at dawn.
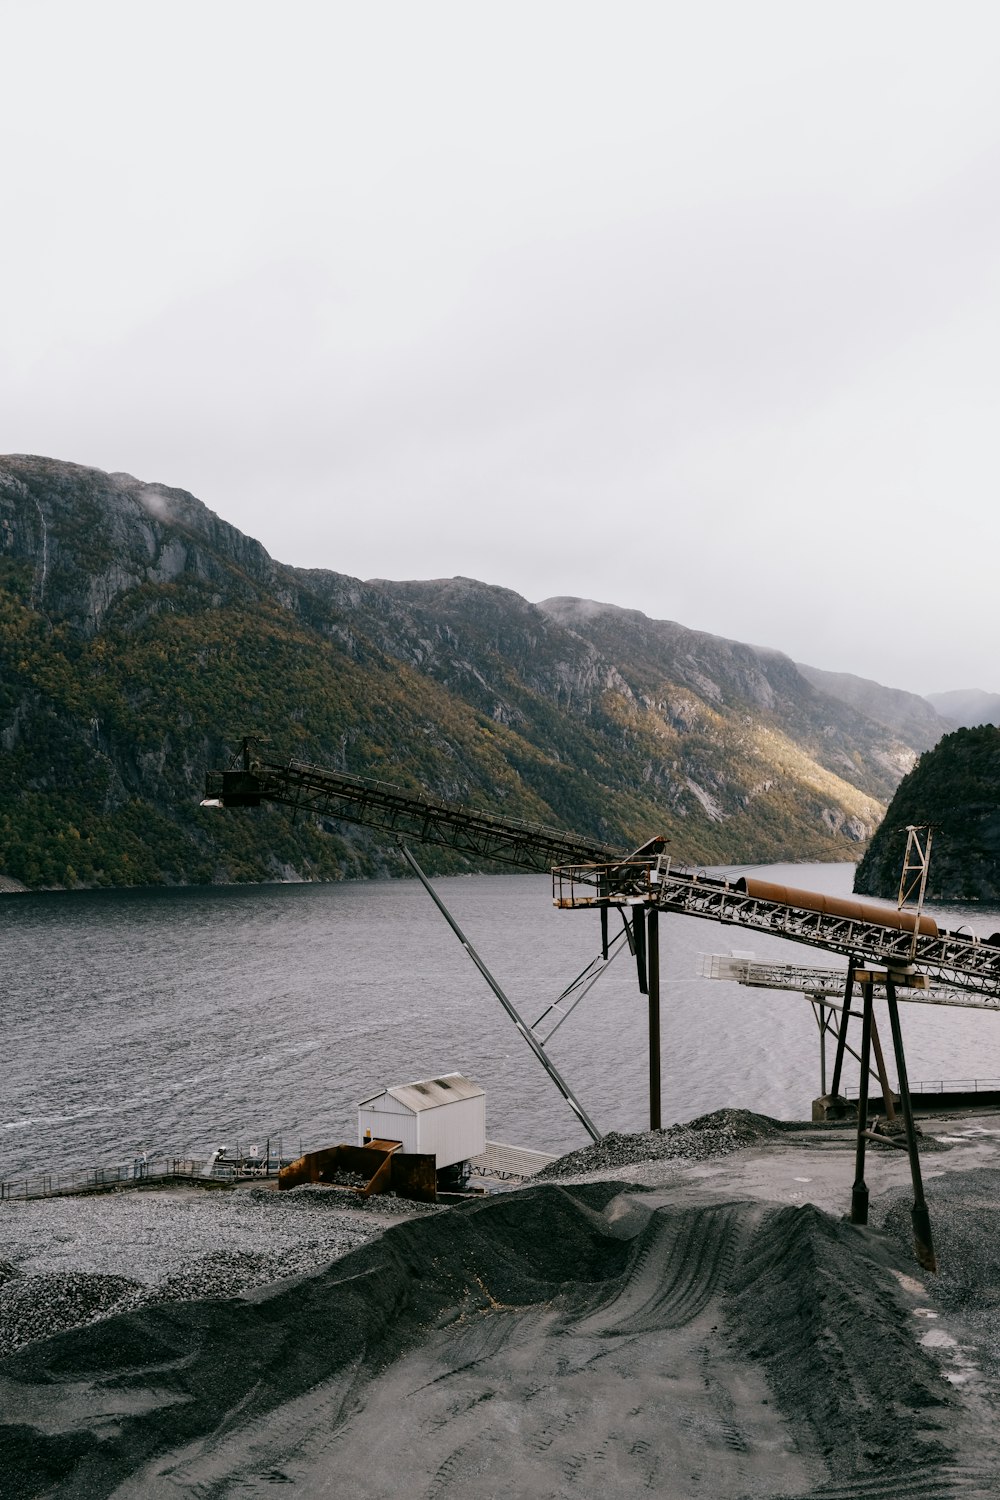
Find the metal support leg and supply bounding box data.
[869,1017,897,1123]
[647,906,661,1131]
[622,911,636,957]
[810,998,834,1097]
[885,977,937,1272]
[831,960,856,1097]
[398,843,602,1142]
[634,907,648,995]
[851,980,875,1224]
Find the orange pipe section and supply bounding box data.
[734,877,938,938]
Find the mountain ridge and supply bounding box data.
[0,454,957,889]
[924,688,1000,730]
[795,662,947,751]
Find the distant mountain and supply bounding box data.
[796,664,949,751]
[924,688,1000,730]
[0,455,940,888]
[855,725,1000,902]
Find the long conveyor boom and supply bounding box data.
[205,754,622,873]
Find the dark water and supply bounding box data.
[4,864,1000,1179]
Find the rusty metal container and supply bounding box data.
[278,1142,437,1202]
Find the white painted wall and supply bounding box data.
[358,1091,486,1168]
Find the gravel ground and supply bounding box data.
[875,1163,1000,1388]
[0,1117,796,1361]
[0,1111,948,1362]
[534,1105,948,1185]
[6,1136,999,1500]
[0,1182,440,1358]
[1,1116,791,1362]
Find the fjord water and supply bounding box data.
[4,864,1000,1180]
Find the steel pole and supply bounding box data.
[869,1017,897,1123]
[398,843,602,1142]
[850,980,875,1224]
[633,906,648,995]
[830,960,856,1097]
[885,976,937,1272]
[647,906,662,1130]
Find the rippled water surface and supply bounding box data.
[5,864,1000,1179]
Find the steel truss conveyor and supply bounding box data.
[553,858,1000,1272]
[552,863,1000,1003]
[698,954,997,1012]
[204,751,621,873]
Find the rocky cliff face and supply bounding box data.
[855,725,1000,902]
[539,598,921,802]
[0,455,938,889]
[0,457,283,631]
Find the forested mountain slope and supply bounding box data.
[0,455,937,888]
[855,725,1000,902]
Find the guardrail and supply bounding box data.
[843,1078,1000,1100]
[0,1153,289,1202]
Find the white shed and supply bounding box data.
[357,1073,486,1170]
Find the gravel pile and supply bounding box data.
[875,1163,1000,1383]
[274,1184,442,1216]
[0,1182,440,1357]
[534,1107,788,1181]
[0,1272,140,1357]
[324,1169,370,1188]
[3,1171,984,1498]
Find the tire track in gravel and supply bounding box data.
[801,1466,999,1498]
[575,1201,746,1338]
[145,1194,812,1499]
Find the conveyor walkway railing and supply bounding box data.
[698,953,1000,1010]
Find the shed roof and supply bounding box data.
[358,1073,485,1113]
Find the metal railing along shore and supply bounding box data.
[0,1151,288,1202]
[842,1077,1000,1101]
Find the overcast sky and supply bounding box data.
[3,1,998,696]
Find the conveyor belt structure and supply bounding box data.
[698,954,998,1011]
[204,754,621,873]
[206,749,1000,1002]
[553,864,1000,1003]
[205,743,981,1268]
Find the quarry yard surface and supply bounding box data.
[5,1111,1000,1497]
